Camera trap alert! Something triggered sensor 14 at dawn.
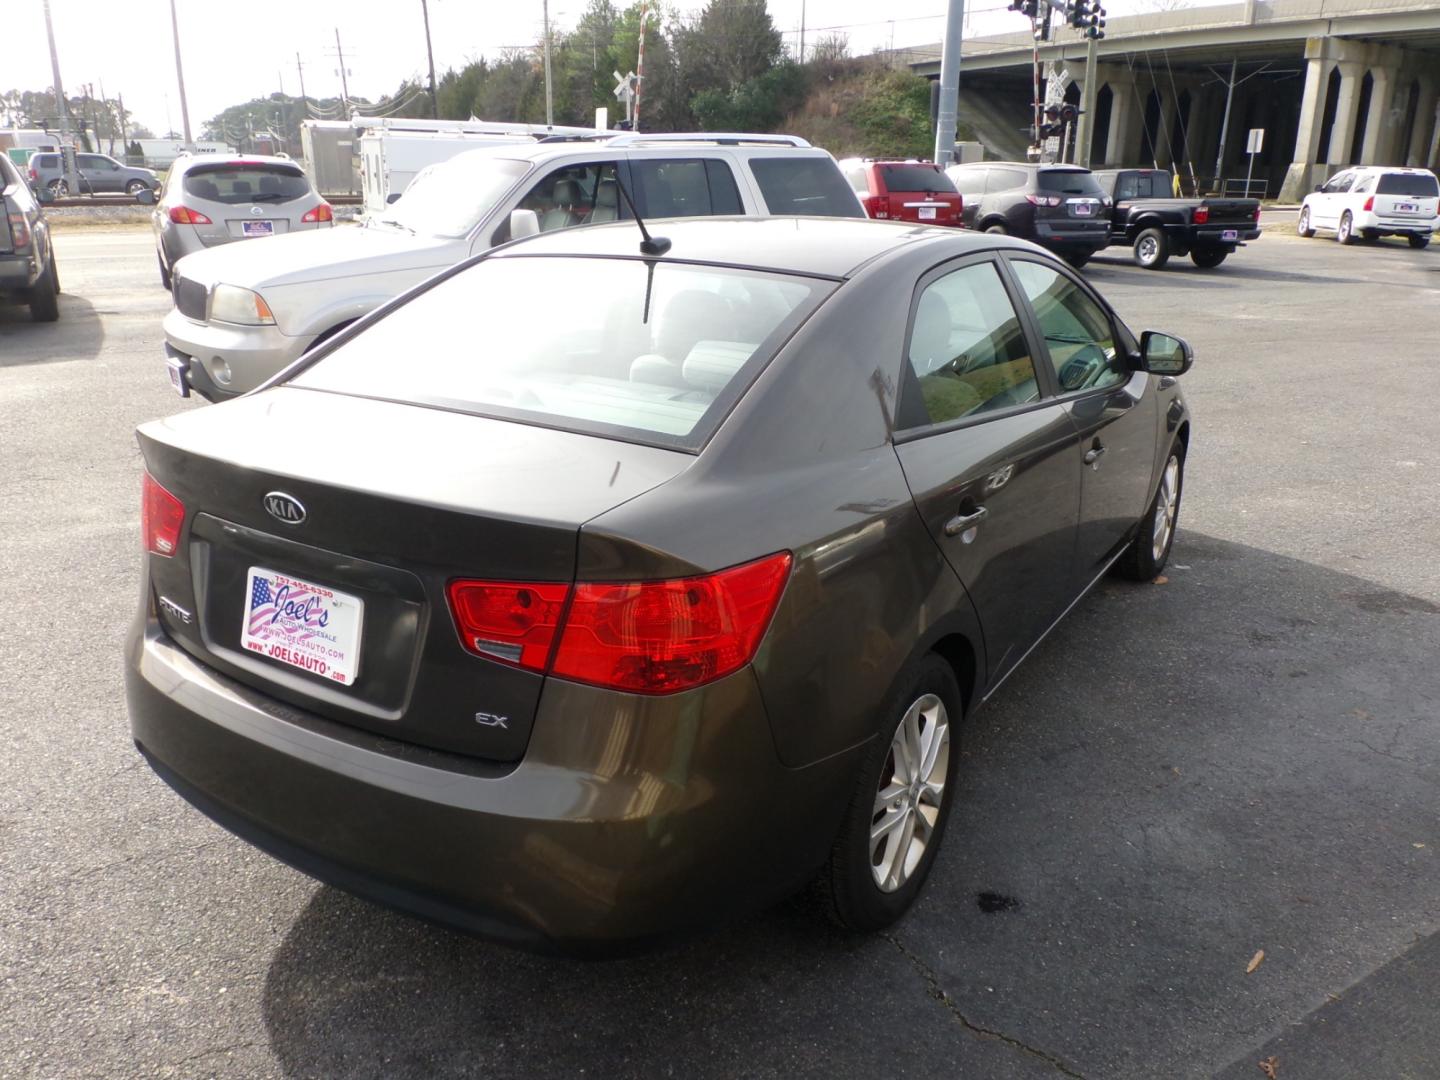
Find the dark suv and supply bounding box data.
[945,162,1111,267]
[1,154,59,321]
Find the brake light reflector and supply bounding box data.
[447,580,570,672]
[302,202,333,223]
[1363,195,1375,212]
[141,473,185,557]
[168,206,213,225]
[8,213,30,249]
[551,552,792,695]
[1193,205,1210,225]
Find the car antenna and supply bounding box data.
[611,173,671,256]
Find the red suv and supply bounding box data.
[839,159,963,226]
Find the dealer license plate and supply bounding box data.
[1222,229,1239,241]
[918,206,937,220]
[241,567,364,685]
[1396,202,1418,213]
[1074,202,1094,216]
[241,220,274,237]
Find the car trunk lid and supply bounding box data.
[137,387,691,761]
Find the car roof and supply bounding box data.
[443,137,830,169]
[172,153,300,172]
[492,215,1028,279]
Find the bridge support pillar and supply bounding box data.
[1103,71,1139,166]
[1409,77,1439,167]
[1325,61,1366,168]
[1359,68,1393,166]
[1280,53,1330,200]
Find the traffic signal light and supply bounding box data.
[1069,0,1106,38]
[1008,0,1040,18]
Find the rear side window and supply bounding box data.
[878,165,956,194]
[1376,172,1439,197]
[986,169,1027,193]
[632,159,742,218]
[33,154,58,169]
[184,164,312,204]
[1039,170,1105,197]
[293,257,834,451]
[948,168,986,197]
[750,157,864,217]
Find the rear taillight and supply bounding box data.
[1363,195,1375,212]
[301,202,333,223]
[28,166,37,181]
[141,472,185,557]
[1193,205,1210,225]
[168,206,213,225]
[446,551,793,695]
[861,194,888,219]
[447,580,570,672]
[1025,194,1063,207]
[1253,206,1262,221]
[8,213,30,249]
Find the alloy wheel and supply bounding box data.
[1138,234,1159,263]
[1298,208,1311,235]
[48,179,68,198]
[1152,455,1181,561]
[870,693,950,893]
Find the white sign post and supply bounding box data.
[1244,128,1264,197]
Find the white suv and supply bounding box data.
[1298,166,1438,248]
[161,133,864,401]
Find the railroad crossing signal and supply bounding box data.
[613,70,638,103]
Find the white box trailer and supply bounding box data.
[300,120,360,197]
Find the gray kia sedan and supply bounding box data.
[125,216,1192,952]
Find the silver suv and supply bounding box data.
[28,151,159,199]
[154,153,333,290]
[162,133,864,401]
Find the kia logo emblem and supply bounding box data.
[264,492,306,525]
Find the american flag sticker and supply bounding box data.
[240,566,364,686]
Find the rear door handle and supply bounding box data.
[943,506,989,537]
[1083,445,1107,467]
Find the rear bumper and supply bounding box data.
[125,614,857,952]
[1035,221,1110,253]
[1194,225,1261,245]
[0,253,37,290]
[162,306,314,399]
[1354,212,1433,236]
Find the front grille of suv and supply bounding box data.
[174,277,208,321]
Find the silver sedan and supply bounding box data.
[154,153,333,289]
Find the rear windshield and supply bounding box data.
[750,157,865,218]
[1111,171,1171,199]
[184,164,311,204]
[1376,172,1439,197]
[879,164,957,194]
[376,155,530,238]
[292,257,835,451]
[1039,170,1105,197]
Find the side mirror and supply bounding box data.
[1313,184,1324,192]
[135,187,156,205]
[509,208,540,240]
[385,192,403,205]
[1137,330,1193,377]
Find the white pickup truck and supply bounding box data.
[161,133,865,401]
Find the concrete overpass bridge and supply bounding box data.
[906,0,1440,200]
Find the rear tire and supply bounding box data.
[1337,211,1356,245]
[28,258,60,323]
[1115,445,1184,581]
[1062,251,1092,269]
[822,654,960,932]
[47,178,69,199]
[158,251,172,291]
[1410,234,1431,250]
[1297,206,1315,238]
[1190,248,1228,269]
[1133,227,1170,269]
[983,222,1008,235]
[126,179,148,196]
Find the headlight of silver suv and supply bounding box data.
[210,284,276,326]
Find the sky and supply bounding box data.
[6,0,1195,138]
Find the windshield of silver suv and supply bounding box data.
[184,162,311,204]
[376,155,530,238]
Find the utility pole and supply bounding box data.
[542,0,554,126]
[168,0,194,148]
[334,29,351,114]
[799,0,806,63]
[1213,56,1238,185]
[278,71,288,155]
[932,0,966,165]
[1075,31,1099,166]
[635,4,648,132]
[420,0,439,119]
[118,91,130,160]
[296,53,309,120]
[41,0,81,194]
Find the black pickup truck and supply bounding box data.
[1093,169,1261,270]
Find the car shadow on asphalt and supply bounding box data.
[1082,258,1383,290]
[256,529,1440,1079]
[0,291,103,366]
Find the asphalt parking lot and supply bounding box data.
[2,224,1438,1079]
